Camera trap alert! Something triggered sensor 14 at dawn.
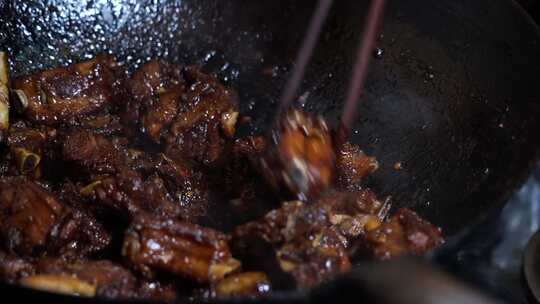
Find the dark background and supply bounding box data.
[518,0,540,19]
[436,1,540,303]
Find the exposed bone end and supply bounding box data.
[221,110,238,138]
[13,148,41,174]
[79,180,103,196]
[209,258,241,282]
[277,255,297,272]
[21,274,97,297]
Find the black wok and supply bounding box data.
[1,0,540,302]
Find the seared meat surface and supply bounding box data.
[0,251,35,284]
[12,55,118,125]
[0,55,443,300]
[365,208,444,260]
[0,177,110,257]
[335,142,379,189]
[232,189,391,289]
[28,258,138,298]
[161,66,238,165]
[121,61,238,166]
[123,214,240,283]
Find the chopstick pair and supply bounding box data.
[277,0,386,144]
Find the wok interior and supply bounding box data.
[2,0,540,236]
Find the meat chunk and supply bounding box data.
[163,66,238,165]
[12,54,118,125]
[0,177,65,255]
[0,251,35,284]
[81,169,185,220]
[234,190,387,246]
[335,142,379,189]
[52,207,112,258]
[365,208,444,260]
[152,153,210,221]
[233,201,350,289]
[63,129,208,221]
[23,258,138,299]
[121,60,184,140]
[122,214,240,283]
[0,55,446,299]
[0,177,110,257]
[318,189,390,240]
[70,114,124,137]
[260,110,335,200]
[61,129,126,175]
[82,161,202,223]
[122,61,238,165]
[234,201,326,245]
[233,188,394,289]
[276,226,351,288]
[21,258,178,301]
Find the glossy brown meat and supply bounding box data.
[335,142,379,189]
[28,258,137,299]
[0,251,35,284]
[82,169,184,219]
[261,110,335,200]
[234,190,387,244]
[80,163,206,222]
[12,55,118,125]
[19,257,178,301]
[163,66,238,165]
[122,61,238,166]
[121,60,184,139]
[317,189,390,240]
[0,178,64,255]
[70,114,124,137]
[62,129,207,221]
[0,177,110,257]
[53,207,112,258]
[122,214,240,283]
[232,188,396,288]
[152,153,210,221]
[62,128,178,178]
[234,201,350,288]
[277,226,351,288]
[365,208,444,260]
[62,129,126,175]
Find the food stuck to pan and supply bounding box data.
[0,53,443,301]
